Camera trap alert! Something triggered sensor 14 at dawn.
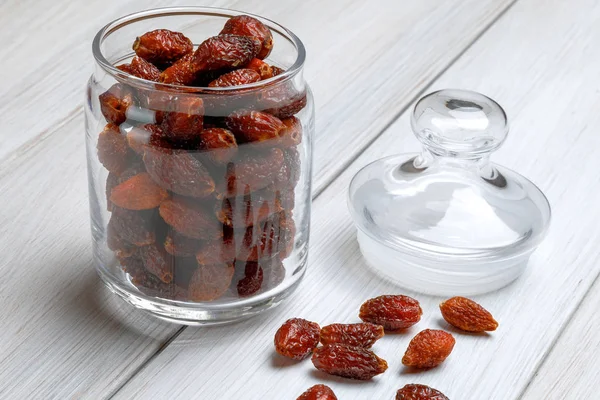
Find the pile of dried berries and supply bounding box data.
[274,295,498,399]
[97,15,307,301]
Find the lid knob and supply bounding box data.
[411,89,508,158]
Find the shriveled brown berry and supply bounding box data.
[226,110,285,144]
[159,197,222,240]
[312,343,388,380]
[195,235,236,266]
[158,97,204,142]
[97,123,129,174]
[440,296,498,332]
[296,384,337,400]
[188,263,235,301]
[402,329,455,369]
[359,295,423,331]
[221,147,285,197]
[99,84,133,125]
[128,56,161,81]
[116,63,133,74]
[246,58,274,80]
[164,230,201,257]
[106,162,146,211]
[191,34,260,72]
[263,90,308,119]
[133,29,193,67]
[197,127,238,164]
[280,116,303,147]
[208,68,261,87]
[217,187,283,228]
[274,318,320,360]
[139,243,174,283]
[159,53,196,85]
[143,146,215,197]
[320,323,384,348]
[236,261,263,297]
[108,208,155,247]
[220,15,273,59]
[272,66,285,77]
[396,384,449,400]
[109,173,169,210]
[106,217,136,258]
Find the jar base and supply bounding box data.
[96,265,304,326]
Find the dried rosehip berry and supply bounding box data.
[221,147,285,197]
[226,110,285,144]
[320,323,384,348]
[143,146,215,197]
[197,127,238,164]
[402,329,455,369]
[99,84,133,125]
[263,90,308,119]
[191,34,260,72]
[108,208,155,247]
[246,58,274,80]
[396,384,449,400]
[128,56,161,81]
[237,261,263,297]
[107,218,136,258]
[359,295,423,331]
[164,230,202,257]
[312,343,388,380]
[188,263,235,301]
[208,68,261,87]
[109,173,169,210]
[157,96,204,142]
[219,15,273,59]
[159,197,223,240]
[296,384,337,400]
[159,53,196,85]
[97,124,130,174]
[116,63,134,74]
[139,243,174,283]
[216,187,283,228]
[195,234,236,266]
[271,66,285,76]
[439,296,498,332]
[133,29,193,67]
[106,162,147,211]
[274,318,320,360]
[280,116,302,147]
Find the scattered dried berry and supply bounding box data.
[226,110,285,144]
[246,58,274,80]
[139,243,174,283]
[108,208,155,247]
[128,56,161,81]
[99,84,133,125]
[159,53,196,85]
[97,123,130,174]
[396,384,449,400]
[359,295,423,331]
[440,296,498,332]
[320,323,384,348]
[143,146,215,197]
[158,96,204,142]
[188,263,235,301]
[220,15,273,59]
[159,197,223,240]
[274,318,320,360]
[237,261,263,297]
[133,29,193,67]
[164,230,202,257]
[197,127,238,163]
[312,343,388,380]
[402,329,455,369]
[191,34,260,72]
[109,173,169,210]
[296,384,338,400]
[208,68,261,87]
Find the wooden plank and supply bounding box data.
[521,275,600,399]
[111,0,600,398]
[0,0,514,398]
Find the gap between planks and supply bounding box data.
[106,1,520,397]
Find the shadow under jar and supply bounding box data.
[85,7,314,325]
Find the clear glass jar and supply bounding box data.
[84,7,314,325]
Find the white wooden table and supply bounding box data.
[1,0,599,398]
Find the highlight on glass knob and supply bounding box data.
[411,89,508,158]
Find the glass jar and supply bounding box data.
[85,7,314,325]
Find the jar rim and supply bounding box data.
[92,6,306,92]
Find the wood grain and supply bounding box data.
[111,0,600,398]
[0,0,515,398]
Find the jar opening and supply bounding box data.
[92,6,306,92]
